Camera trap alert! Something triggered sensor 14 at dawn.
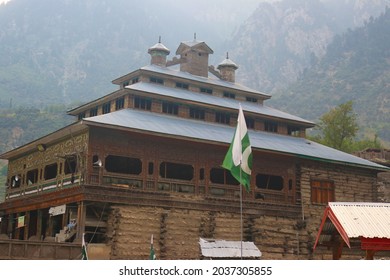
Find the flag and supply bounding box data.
[149,234,156,260]
[81,233,88,260]
[222,104,253,191]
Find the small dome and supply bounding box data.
[148,37,170,55]
[217,53,238,70]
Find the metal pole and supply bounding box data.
[240,163,243,260]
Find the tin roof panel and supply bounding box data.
[329,202,390,238]
[82,109,387,171]
[199,238,261,258]
[127,82,314,125]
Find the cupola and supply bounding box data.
[148,36,170,66]
[217,52,238,83]
[175,34,213,77]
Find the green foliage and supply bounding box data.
[308,101,383,153]
[0,106,73,154]
[318,101,358,151]
[270,7,390,145]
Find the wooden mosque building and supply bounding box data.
[0,38,388,260]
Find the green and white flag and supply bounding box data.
[81,233,88,260]
[222,104,252,192]
[149,234,156,260]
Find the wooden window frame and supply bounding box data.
[310,179,335,204]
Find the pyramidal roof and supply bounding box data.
[176,37,213,55]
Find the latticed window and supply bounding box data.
[311,179,335,204]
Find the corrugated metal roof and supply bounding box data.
[127,81,314,126]
[329,202,390,238]
[199,238,261,258]
[82,109,388,171]
[141,64,270,98]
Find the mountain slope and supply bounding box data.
[0,0,259,108]
[270,8,390,143]
[228,0,388,94]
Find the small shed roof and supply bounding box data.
[314,202,390,249]
[199,238,261,259]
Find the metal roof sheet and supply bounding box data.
[82,109,388,171]
[329,202,390,238]
[140,64,270,98]
[127,82,314,126]
[199,238,261,258]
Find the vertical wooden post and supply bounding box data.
[24,211,30,240]
[332,240,344,260]
[365,250,376,260]
[37,210,42,240]
[76,201,87,241]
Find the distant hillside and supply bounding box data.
[0,0,258,108]
[270,8,390,144]
[229,0,388,94]
[0,0,388,155]
[0,0,387,108]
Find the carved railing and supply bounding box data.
[0,239,82,260]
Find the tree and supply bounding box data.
[317,101,358,152]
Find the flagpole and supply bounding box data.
[238,103,243,260]
[240,163,243,260]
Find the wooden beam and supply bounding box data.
[365,250,376,260]
[332,239,344,260]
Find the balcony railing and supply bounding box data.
[0,239,82,260]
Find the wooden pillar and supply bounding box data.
[332,240,344,260]
[76,201,87,241]
[36,210,43,240]
[7,214,14,238]
[365,250,376,260]
[23,211,30,240]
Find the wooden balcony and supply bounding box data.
[0,238,82,260]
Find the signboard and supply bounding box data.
[49,204,66,216]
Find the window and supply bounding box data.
[210,168,239,185]
[256,174,284,191]
[245,117,255,129]
[105,155,142,175]
[176,82,189,90]
[216,112,230,124]
[311,180,335,204]
[26,169,39,185]
[132,77,139,84]
[223,91,235,99]
[190,107,205,120]
[200,87,212,94]
[162,101,178,115]
[102,102,111,114]
[288,126,300,136]
[265,121,278,132]
[150,76,164,84]
[11,175,21,188]
[90,107,98,117]
[134,96,151,110]
[246,96,258,103]
[44,163,58,180]
[159,162,193,181]
[64,156,77,174]
[78,112,85,120]
[115,97,125,110]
